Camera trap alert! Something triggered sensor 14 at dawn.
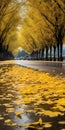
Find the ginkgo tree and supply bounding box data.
[0,0,65,60]
[19,4,54,59]
[0,0,26,58]
[28,0,65,60]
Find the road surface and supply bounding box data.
[0,60,65,75]
[0,60,65,130]
[15,60,65,76]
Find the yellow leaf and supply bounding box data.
[58,121,65,124]
[44,123,52,128]
[5,119,12,123]
[6,108,14,113]
[5,119,16,126]
[0,117,4,120]
[38,118,43,125]
[16,110,22,118]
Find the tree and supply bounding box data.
[29,0,65,61]
[19,4,54,59]
[0,0,25,57]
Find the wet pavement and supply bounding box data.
[0,65,32,130]
[0,61,65,130]
[15,60,65,75]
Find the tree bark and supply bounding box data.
[46,46,48,60]
[41,48,44,60]
[50,45,52,61]
[59,41,63,61]
[57,43,60,61]
[38,50,40,59]
[0,38,3,52]
[53,45,56,61]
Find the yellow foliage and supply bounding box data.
[0,65,65,128]
[5,119,16,126]
[44,123,52,128]
[6,108,14,113]
[58,121,65,125]
[38,118,43,125]
[15,110,22,118]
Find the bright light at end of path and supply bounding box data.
[18,47,23,51]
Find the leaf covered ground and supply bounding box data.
[0,65,65,130]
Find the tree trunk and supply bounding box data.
[38,50,40,59]
[0,40,3,52]
[59,41,63,61]
[53,45,56,61]
[46,46,48,60]
[35,51,38,60]
[57,43,60,61]
[39,50,41,59]
[40,49,42,59]
[50,45,52,61]
[41,48,44,60]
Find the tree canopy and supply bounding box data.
[0,0,26,54]
[0,0,65,59]
[18,0,65,55]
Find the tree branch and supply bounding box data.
[53,0,65,14]
[41,12,56,27]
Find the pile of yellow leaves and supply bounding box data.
[0,65,65,129]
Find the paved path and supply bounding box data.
[0,60,65,75]
[0,63,65,130]
[15,60,65,76]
